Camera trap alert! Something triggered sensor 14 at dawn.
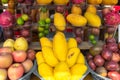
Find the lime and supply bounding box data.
[38,27,44,32]
[89,34,95,41]
[38,20,46,27]
[17,17,24,25]
[91,40,97,45]
[38,32,45,38]
[45,24,50,29]
[45,18,51,24]
[21,14,29,21]
[44,30,49,35]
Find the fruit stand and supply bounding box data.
[0,0,120,80]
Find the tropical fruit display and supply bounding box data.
[86,37,120,80]
[0,37,36,80]
[35,32,88,80]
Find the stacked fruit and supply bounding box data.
[36,32,87,80]
[0,37,36,80]
[86,37,120,80]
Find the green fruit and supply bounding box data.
[38,32,45,38]
[44,30,49,35]
[1,0,8,4]
[45,24,50,29]
[38,20,46,27]
[45,18,51,24]
[91,40,97,45]
[17,17,24,25]
[38,27,44,32]
[89,34,95,41]
[21,14,29,21]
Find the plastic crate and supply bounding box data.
[18,60,36,80]
[33,61,90,80]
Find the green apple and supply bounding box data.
[17,17,24,25]
[38,20,46,27]
[38,27,44,32]
[45,18,51,24]
[44,30,49,35]
[21,14,29,21]
[89,34,95,41]
[45,24,50,29]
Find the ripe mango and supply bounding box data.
[42,47,59,67]
[70,63,87,79]
[102,0,118,5]
[38,63,55,80]
[36,51,45,65]
[54,13,66,31]
[84,12,101,28]
[36,0,53,5]
[40,37,52,48]
[87,0,102,5]
[66,47,80,67]
[14,37,28,51]
[86,5,97,14]
[66,14,87,27]
[76,53,85,64]
[54,62,71,80]
[53,32,68,61]
[53,0,69,5]
[71,4,82,15]
[68,38,77,49]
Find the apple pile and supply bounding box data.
[0,47,35,80]
[86,37,120,80]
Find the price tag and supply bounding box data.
[118,25,120,42]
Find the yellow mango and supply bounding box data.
[70,63,87,79]
[54,62,71,80]
[53,32,68,61]
[68,38,77,49]
[54,12,66,31]
[76,53,85,64]
[38,63,55,80]
[102,0,118,5]
[53,0,69,5]
[87,0,102,5]
[40,37,52,48]
[71,4,82,15]
[66,14,87,27]
[86,5,97,14]
[37,0,53,5]
[66,47,80,67]
[84,12,101,28]
[42,47,59,67]
[36,51,45,65]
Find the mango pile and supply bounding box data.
[36,32,87,80]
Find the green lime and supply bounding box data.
[44,30,49,35]
[38,27,44,32]
[45,24,50,29]
[17,17,24,25]
[45,18,51,24]
[21,14,29,21]
[91,40,97,45]
[1,0,8,4]
[38,20,46,27]
[89,34,95,41]
[38,32,45,38]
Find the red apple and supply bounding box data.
[0,68,7,80]
[0,52,13,68]
[27,49,35,61]
[8,63,24,80]
[12,50,27,62]
[0,47,13,54]
[22,59,33,73]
